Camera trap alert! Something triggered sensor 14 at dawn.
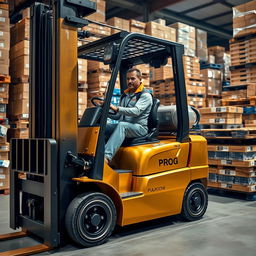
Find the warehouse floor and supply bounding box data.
[1,193,256,256]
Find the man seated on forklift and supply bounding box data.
[105,68,153,164]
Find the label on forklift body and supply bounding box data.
[159,157,178,166]
[148,186,166,193]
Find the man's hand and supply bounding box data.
[110,104,119,113]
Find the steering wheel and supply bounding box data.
[91,97,105,107]
[90,97,117,115]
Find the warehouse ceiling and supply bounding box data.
[106,0,253,50]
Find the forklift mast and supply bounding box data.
[10,0,96,247]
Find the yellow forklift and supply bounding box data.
[0,0,208,254]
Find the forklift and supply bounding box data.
[0,0,208,254]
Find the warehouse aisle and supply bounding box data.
[0,194,256,256]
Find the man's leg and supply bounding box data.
[105,121,147,161]
[105,122,117,141]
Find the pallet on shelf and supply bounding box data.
[221,96,256,106]
[0,75,11,84]
[201,128,256,139]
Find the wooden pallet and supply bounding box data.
[208,144,256,152]
[0,75,11,84]
[201,127,256,139]
[209,166,256,177]
[221,96,256,106]
[201,124,243,129]
[208,186,256,200]
[230,67,256,85]
[208,158,256,167]
[230,39,256,66]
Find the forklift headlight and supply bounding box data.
[103,43,118,65]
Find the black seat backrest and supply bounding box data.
[122,96,160,146]
[148,97,160,131]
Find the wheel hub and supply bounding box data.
[91,213,101,227]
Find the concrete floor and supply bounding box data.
[0,193,256,256]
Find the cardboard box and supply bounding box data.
[170,22,195,39]
[201,69,222,79]
[233,0,256,37]
[0,64,8,75]
[130,19,146,33]
[0,83,8,99]
[10,18,30,46]
[10,83,29,100]
[196,29,207,61]
[87,0,106,23]
[10,55,29,78]
[10,40,29,59]
[78,91,87,105]
[0,48,9,65]
[9,99,29,116]
[146,21,176,41]
[107,17,130,34]
[208,55,215,64]
[0,151,8,159]
[88,60,109,72]
[0,7,8,18]
[0,12,9,33]
[0,30,9,50]
[87,72,111,83]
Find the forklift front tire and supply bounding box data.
[65,192,117,247]
[181,182,208,221]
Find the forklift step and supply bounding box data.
[114,170,133,194]
[114,169,133,173]
[120,192,143,199]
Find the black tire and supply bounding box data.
[65,192,117,247]
[181,182,208,221]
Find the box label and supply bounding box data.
[218,146,229,151]
[0,174,6,179]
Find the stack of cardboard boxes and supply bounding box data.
[202,107,256,193]
[0,1,9,76]
[0,0,10,193]
[196,29,208,62]
[150,59,174,105]
[87,0,106,23]
[232,0,256,38]
[107,17,130,34]
[201,68,222,107]
[78,57,88,119]
[130,19,146,33]
[183,56,206,108]
[208,46,230,82]
[145,20,176,41]
[8,11,30,139]
[170,22,196,57]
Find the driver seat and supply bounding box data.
[122,97,160,146]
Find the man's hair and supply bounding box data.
[127,68,142,79]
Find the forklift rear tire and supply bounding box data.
[181,182,208,221]
[65,192,117,247]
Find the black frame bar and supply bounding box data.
[79,32,190,180]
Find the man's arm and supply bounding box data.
[117,93,152,117]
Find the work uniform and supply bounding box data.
[105,83,153,161]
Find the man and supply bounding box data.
[105,68,153,164]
